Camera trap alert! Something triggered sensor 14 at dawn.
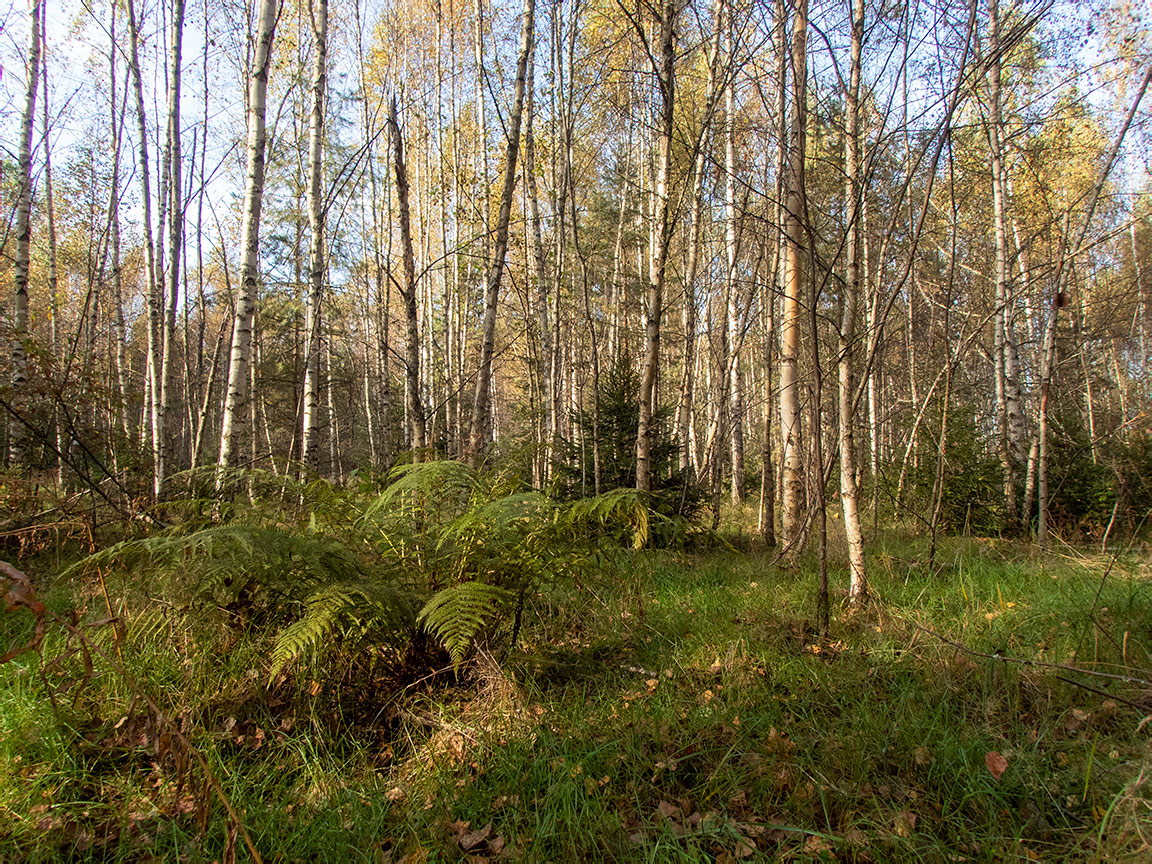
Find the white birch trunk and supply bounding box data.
[779,0,806,544]
[301,0,328,472]
[840,0,867,605]
[8,0,42,468]
[218,0,279,473]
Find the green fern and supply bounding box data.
[417,581,513,668]
[564,488,654,549]
[362,460,478,524]
[65,461,664,683]
[441,492,556,568]
[270,580,417,677]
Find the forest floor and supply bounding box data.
[2,523,1151,862]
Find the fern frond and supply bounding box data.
[270,580,417,677]
[361,460,478,524]
[441,492,556,551]
[417,581,513,668]
[63,524,399,613]
[563,488,655,549]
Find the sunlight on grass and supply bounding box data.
[2,531,1150,861]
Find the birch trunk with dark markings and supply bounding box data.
[301,0,328,471]
[218,0,279,474]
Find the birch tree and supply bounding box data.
[301,0,328,471]
[389,97,427,455]
[218,0,281,473]
[839,0,867,605]
[157,0,186,496]
[778,0,806,545]
[7,0,44,468]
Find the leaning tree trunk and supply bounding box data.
[8,0,42,468]
[465,0,535,466]
[217,0,279,474]
[301,0,328,472]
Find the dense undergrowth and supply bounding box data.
[1,466,1151,862]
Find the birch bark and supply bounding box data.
[218,0,280,473]
[8,0,42,468]
[301,0,328,471]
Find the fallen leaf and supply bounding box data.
[894,811,917,837]
[914,746,932,766]
[456,821,492,851]
[804,834,832,855]
[656,800,680,820]
[985,751,1008,781]
[734,836,757,858]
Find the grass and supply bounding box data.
[2,527,1150,862]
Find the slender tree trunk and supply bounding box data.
[779,0,806,545]
[157,0,186,496]
[987,0,1021,532]
[840,0,867,606]
[525,44,552,487]
[9,0,42,467]
[466,0,535,465]
[473,0,492,265]
[390,98,428,454]
[608,134,630,368]
[39,6,64,484]
[635,0,676,493]
[724,5,744,505]
[106,4,132,446]
[1037,258,1060,546]
[679,147,708,476]
[759,259,777,546]
[301,0,328,471]
[218,0,279,474]
[125,0,166,484]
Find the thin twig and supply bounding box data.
[904,620,1152,687]
[1054,675,1149,713]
